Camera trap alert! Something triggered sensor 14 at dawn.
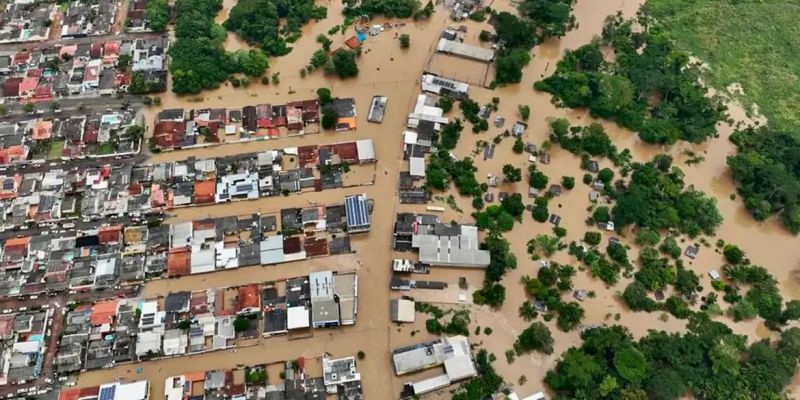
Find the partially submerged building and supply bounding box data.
[394,336,478,398]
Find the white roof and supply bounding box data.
[287,306,310,329]
[12,340,41,354]
[190,248,215,274]
[436,38,495,62]
[409,157,425,177]
[404,131,418,145]
[521,392,547,400]
[444,354,477,381]
[260,235,286,265]
[164,376,186,400]
[421,73,469,95]
[309,271,334,301]
[140,301,158,315]
[391,299,415,323]
[95,258,116,277]
[356,139,376,161]
[115,380,149,400]
[411,374,451,396]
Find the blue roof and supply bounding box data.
[345,195,370,231]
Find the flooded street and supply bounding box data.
[77,0,800,397]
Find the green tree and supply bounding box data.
[321,108,338,130]
[232,49,269,76]
[513,138,524,154]
[503,164,522,183]
[473,282,506,307]
[562,176,575,189]
[614,346,647,383]
[557,302,584,331]
[145,0,169,31]
[331,50,359,78]
[519,104,531,120]
[495,49,532,84]
[515,322,554,354]
[316,87,332,105]
[399,33,410,48]
[723,244,744,264]
[310,49,329,68]
[584,231,601,246]
[529,167,549,189]
[316,34,332,51]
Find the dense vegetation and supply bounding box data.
[545,320,800,399]
[169,0,229,94]
[728,127,800,233]
[534,14,726,144]
[451,349,503,400]
[642,0,800,133]
[343,0,434,19]
[169,0,277,93]
[519,0,576,39]
[612,159,722,236]
[224,0,326,56]
[144,0,169,32]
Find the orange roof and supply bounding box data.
[236,284,260,311]
[167,247,191,277]
[194,180,216,204]
[338,117,357,129]
[185,371,205,382]
[58,386,99,400]
[4,236,31,248]
[32,120,53,140]
[345,36,361,49]
[90,300,118,325]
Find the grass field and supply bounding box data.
[47,141,65,160]
[642,0,800,132]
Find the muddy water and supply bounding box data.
[77,0,800,397]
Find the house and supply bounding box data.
[309,271,339,328]
[344,194,371,233]
[436,38,494,62]
[324,98,357,131]
[421,74,469,99]
[132,37,167,72]
[390,299,415,323]
[236,284,261,315]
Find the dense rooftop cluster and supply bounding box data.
[0,36,168,101]
[0,194,370,297]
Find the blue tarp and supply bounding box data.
[357,32,366,42]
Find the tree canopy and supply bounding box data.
[545,322,800,399]
[612,159,722,236]
[728,127,800,233]
[224,0,326,57]
[534,14,726,144]
[145,0,169,32]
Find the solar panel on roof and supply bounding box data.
[99,385,116,400]
[2,180,13,190]
[235,183,253,193]
[432,78,456,89]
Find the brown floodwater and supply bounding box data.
[77,0,800,397]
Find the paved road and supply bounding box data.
[0,95,146,120]
[0,32,165,53]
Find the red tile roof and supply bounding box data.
[236,284,260,312]
[167,248,191,277]
[90,300,118,326]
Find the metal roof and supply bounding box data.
[344,194,371,232]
